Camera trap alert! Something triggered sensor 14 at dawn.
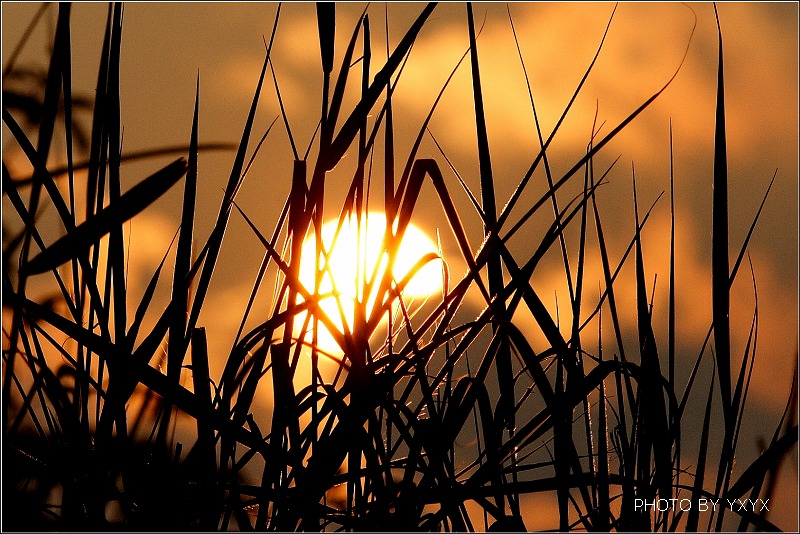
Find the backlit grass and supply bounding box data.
[2,3,797,531]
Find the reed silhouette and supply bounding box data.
[3,2,797,531]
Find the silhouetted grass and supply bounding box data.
[2,2,797,532]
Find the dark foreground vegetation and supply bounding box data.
[3,2,797,531]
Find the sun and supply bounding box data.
[296,211,443,355]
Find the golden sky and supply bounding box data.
[3,2,798,530]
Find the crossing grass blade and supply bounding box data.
[749,362,798,529]
[186,5,280,339]
[3,164,78,317]
[677,167,776,424]
[269,58,299,161]
[26,159,188,275]
[725,425,799,501]
[326,3,437,169]
[507,3,576,312]
[126,232,178,349]
[2,108,80,230]
[466,3,513,435]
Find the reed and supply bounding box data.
[2,2,796,531]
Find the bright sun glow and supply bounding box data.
[297,212,442,355]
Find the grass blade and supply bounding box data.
[2,3,50,79]
[685,367,715,531]
[711,3,732,430]
[729,171,776,285]
[466,3,512,435]
[105,3,127,347]
[726,425,798,501]
[26,158,188,275]
[325,3,437,170]
[632,168,672,516]
[3,2,72,430]
[126,232,177,349]
[316,2,335,75]
[186,6,280,337]
[508,3,577,318]
[668,120,676,394]
[167,77,200,384]
[11,143,234,187]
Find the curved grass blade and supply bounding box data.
[508,2,580,316]
[668,120,676,393]
[678,170,778,420]
[493,7,695,245]
[729,170,776,285]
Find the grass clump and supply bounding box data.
[2,2,796,531]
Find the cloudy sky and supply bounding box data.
[3,2,798,530]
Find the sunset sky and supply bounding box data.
[3,2,798,530]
